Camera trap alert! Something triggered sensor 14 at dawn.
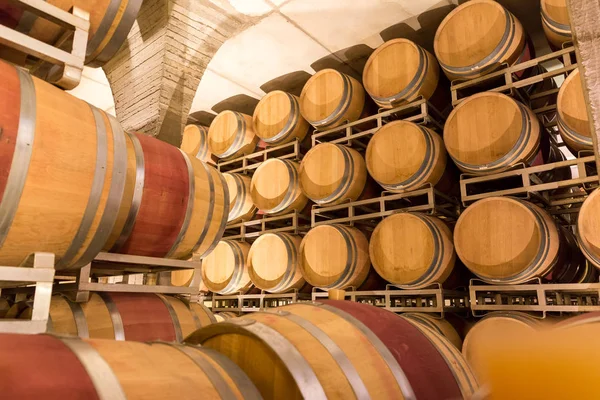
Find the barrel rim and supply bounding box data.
[540,0,572,30]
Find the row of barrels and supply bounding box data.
[0,60,229,269]
[202,194,600,294]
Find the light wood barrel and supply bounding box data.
[215,311,239,322]
[180,124,216,164]
[208,110,258,159]
[0,0,142,67]
[363,39,441,108]
[248,233,306,293]
[577,189,600,268]
[434,0,527,80]
[0,60,126,270]
[299,225,370,290]
[250,159,308,215]
[557,68,593,152]
[186,302,417,399]
[252,90,310,146]
[455,197,582,284]
[444,92,541,174]
[202,240,253,295]
[366,121,448,192]
[10,293,216,342]
[541,0,572,48]
[370,213,456,289]
[104,132,229,260]
[224,173,257,223]
[401,312,463,350]
[299,143,367,205]
[1,333,261,399]
[299,69,366,129]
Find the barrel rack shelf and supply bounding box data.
[222,211,311,242]
[0,0,90,89]
[217,140,302,174]
[211,290,311,313]
[470,279,600,317]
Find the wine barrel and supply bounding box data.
[248,233,305,293]
[215,311,238,322]
[0,60,127,270]
[370,213,456,289]
[557,68,593,153]
[103,132,229,260]
[0,298,9,318]
[299,225,370,290]
[363,39,441,108]
[180,124,216,164]
[0,0,142,67]
[541,0,572,48]
[444,92,541,174]
[455,197,583,284]
[224,173,257,223]
[299,143,367,206]
[401,312,463,350]
[366,121,449,192]
[252,90,310,146]
[187,302,414,399]
[576,189,600,268]
[299,69,366,129]
[208,110,258,159]
[1,333,261,399]
[434,0,527,80]
[202,240,253,295]
[9,293,216,342]
[250,159,308,215]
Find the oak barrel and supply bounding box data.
[208,110,258,159]
[363,39,441,108]
[104,132,229,260]
[0,333,261,399]
[202,240,253,295]
[0,60,127,270]
[299,143,367,206]
[434,0,527,80]
[444,92,541,174]
[215,311,239,322]
[180,124,216,164]
[299,69,366,129]
[299,225,370,290]
[401,312,463,350]
[224,172,257,223]
[366,121,449,192]
[248,232,306,293]
[370,213,456,289]
[250,159,308,215]
[557,68,593,152]
[541,0,572,48]
[252,90,310,146]
[577,189,600,268]
[454,197,583,284]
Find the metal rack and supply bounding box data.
[217,140,302,174]
[222,211,311,242]
[211,290,311,313]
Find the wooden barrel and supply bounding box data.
[363,39,441,108]
[0,60,127,270]
[1,333,261,399]
[0,0,142,67]
[252,90,310,146]
[541,0,572,48]
[250,159,308,215]
[299,225,370,290]
[202,240,253,295]
[366,121,449,192]
[208,110,258,159]
[401,312,463,350]
[434,0,527,80]
[577,189,600,268]
[103,132,229,260]
[187,302,415,399]
[370,213,456,289]
[180,124,216,164]
[248,233,305,293]
[9,293,216,342]
[299,69,366,129]
[224,173,257,223]
[455,197,583,284]
[0,298,9,318]
[557,68,593,153]
[215,311,239,322]
[299,143,367,205]
[444,92,541,174]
